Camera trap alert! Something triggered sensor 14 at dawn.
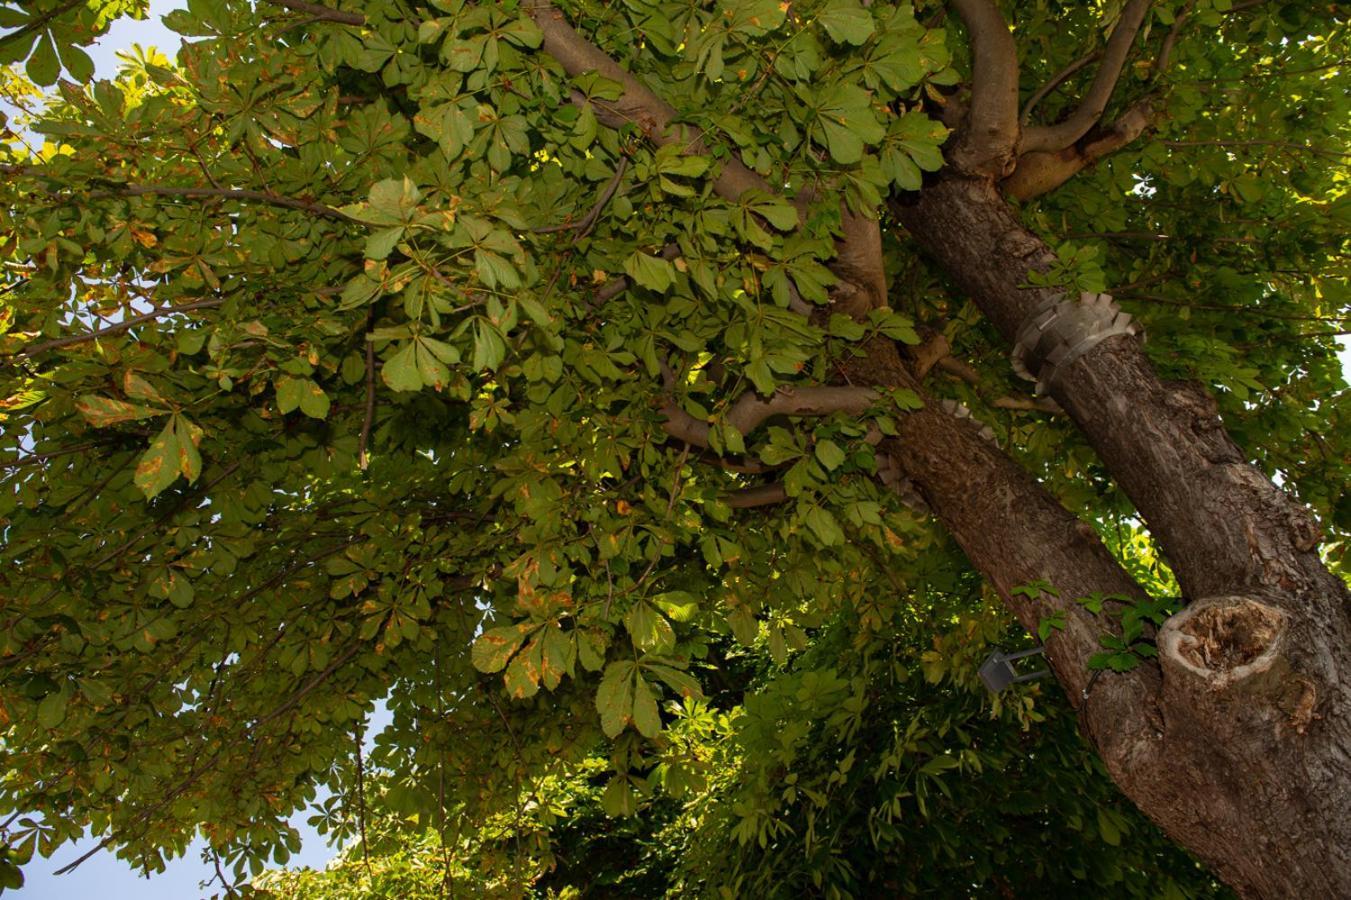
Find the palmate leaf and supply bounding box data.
[818,0,875,46]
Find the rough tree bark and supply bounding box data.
[882,0,1351,890]
[895,170,1351,900]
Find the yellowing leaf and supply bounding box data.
[471,623,531,674]
[597,660,636,737]
[76,395,164,428]
[136,417,182,499]
[172,414,203,484]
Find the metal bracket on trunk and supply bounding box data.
[1011,292,1140,395]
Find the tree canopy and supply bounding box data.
[0,0,1347,896]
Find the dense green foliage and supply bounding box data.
[0,0,1345,895]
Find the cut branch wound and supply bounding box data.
[1159,596,1287,690]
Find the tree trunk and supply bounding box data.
[892,174,1351,898]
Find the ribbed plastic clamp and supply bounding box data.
[877,452,930,515]
[938,399,998,446]
[1010,292,1140,395]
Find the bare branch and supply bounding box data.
[726,385,879,437]
[935,355,982,385]
[992,396,1063,414]
[358,321,376,471]
[89,184,351,220]
[1004,98,1154,200]
[909,331,951,378]
[948,0,1021,176]
[1154,0,1196,78]
[7,298,224,360]
[1022,50,1101,126]
[1019,0,1153,154]
[534,157,629,237]
[724,483,789,509]
[659,369,878,450]
[267,0,364,25]
[1,440,118,470]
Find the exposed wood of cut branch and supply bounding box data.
[1019,0,1153,154]
[948,0,1021,176]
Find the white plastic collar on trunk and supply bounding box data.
[1011,292,1140,395]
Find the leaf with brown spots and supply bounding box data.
[76,395,164,428]
[135,417,183,499]
[471,623,532,674]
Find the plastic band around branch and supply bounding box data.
[1010,292,1140,395]
[938,399,998,446]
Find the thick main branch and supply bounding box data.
[948,0,1021,176]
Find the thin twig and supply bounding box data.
[1022,50,1102,126]
[359,317,377,471]
[354,722,373,884]
[268,0,365,25]
[8,299,224,360]
[533,157,629,239]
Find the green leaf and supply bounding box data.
[26,34,59,86]
[297,381,330,419]
[623,252,675,292]
[471,322,507,371]
[122,371,164,404]
[172,414,203,484]
[804,505,844,546]
[814,439,847,471]
[382,342,422,392]
[1098,808,1123,846]
[600,776,638,817]
[631,676,661,738]
[819,0,875,45]
[37,692,66,729]
[504,637,543,698]
[645,664,703,700]
[625,602,676,652]
[539,625,574,690]
[365,226,404,260]
[276,376,305,414]
[58,42,94,83]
